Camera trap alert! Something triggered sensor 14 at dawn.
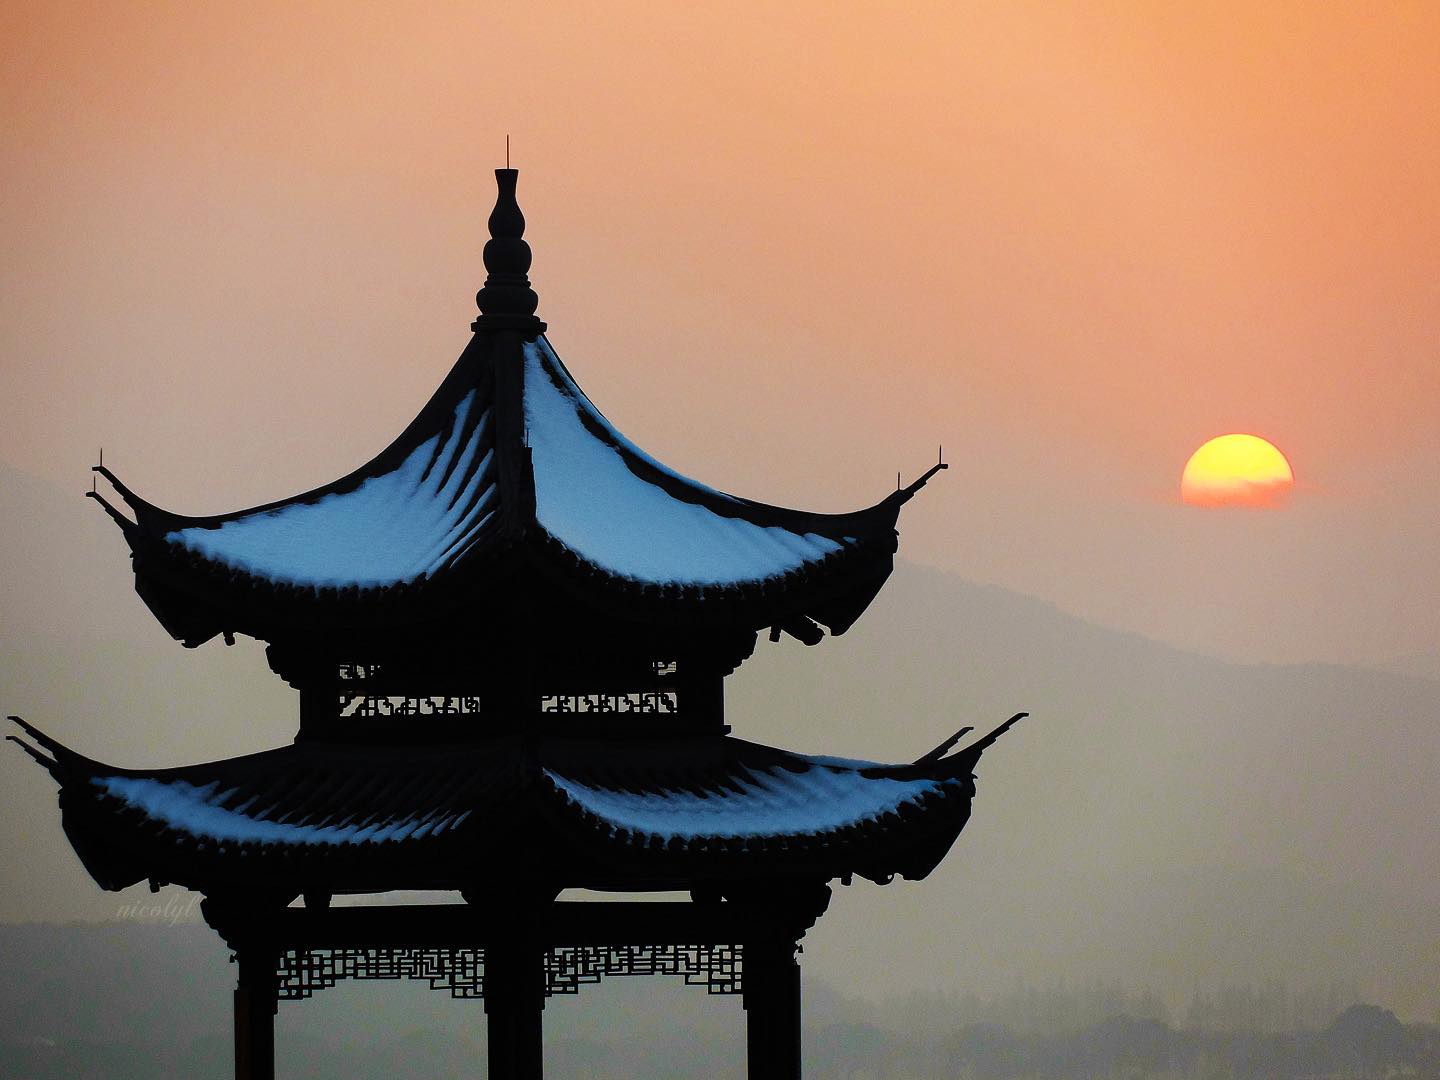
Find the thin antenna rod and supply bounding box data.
[506,134,510,169]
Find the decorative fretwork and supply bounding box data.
[538,658,681,715]
[337,694,483,719]
[274,942,742,1001]
[316,658,686,723]
[545,944,742,995]
[276,946,486,1000]
[539,691,678,715]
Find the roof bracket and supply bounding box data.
[774,616,824,646]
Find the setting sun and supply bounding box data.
[1181,434,1294,508]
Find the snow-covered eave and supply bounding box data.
[114,535,509,651]
[8,715,1021,894]
[519,338,921,623]
[85,326,934,634]
[526,521,892,596]
[85,334,499,540]
[525,336,922,543]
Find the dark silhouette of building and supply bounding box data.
[10,168,1022,1080]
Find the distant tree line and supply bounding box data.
[858,978,1369,1040]
[808,1003,1438,1080]
[2,924,1435,1079]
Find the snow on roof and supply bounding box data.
[95,775,471,845]
[544,758,946,841]
[164,392,497,587]
[89,749,948,850]
[524,339,849,586]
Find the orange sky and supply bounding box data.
[3,1,1438,670]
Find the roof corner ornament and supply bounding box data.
[912,711,1027,774]
[473,167,546,334]
[87,460,138,535]
[892,444,950,506]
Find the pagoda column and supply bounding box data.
[478,887,550,1080]
[743,933,803,1080]
[485,936,545,1079]
[233,942,278,1080]
[200,896,285,1080]
[737,883,829,1080]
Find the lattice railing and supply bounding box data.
[275,942,742,1001]
[546,944,741,995]
[277,946,486,1000]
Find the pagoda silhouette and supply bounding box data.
[9,168,1022,1080]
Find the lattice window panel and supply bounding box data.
[336,694,483,719]
[538,691,679,715]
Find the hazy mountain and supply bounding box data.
[727,564,1440,1020]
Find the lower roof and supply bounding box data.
[8,714,1022,898]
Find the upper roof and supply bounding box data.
[90,170,944,648]
[8,712,1022,895]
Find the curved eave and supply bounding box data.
[94,333,530,645]
[535,740,976,887]
[123,522,523,647]
[520,335,913,636]
[102,335,506,540]
[524,335,907,541]
[522,527,896,638]
[8,715,1021,895]
[93,328,937,646]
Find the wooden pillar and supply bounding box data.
[735,884,827,1080]
[484,932,545,1079]
[233,944,278,1080]
[744,935,802,1080]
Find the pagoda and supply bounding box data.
[9,169,1022,1080]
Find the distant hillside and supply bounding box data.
[729,562,1440,1019]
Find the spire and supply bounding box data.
[473,168,545,333]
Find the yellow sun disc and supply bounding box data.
[1181,434,1294,508]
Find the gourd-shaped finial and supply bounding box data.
[474,168,543,329]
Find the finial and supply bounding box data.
[473,167,545,332]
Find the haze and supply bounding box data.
[2,0,1437,1034]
